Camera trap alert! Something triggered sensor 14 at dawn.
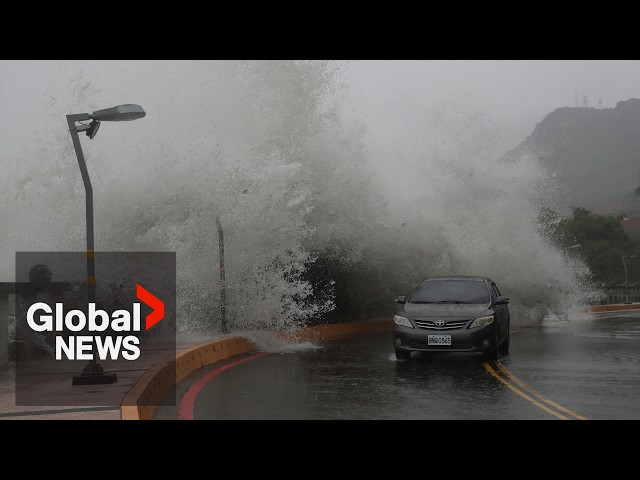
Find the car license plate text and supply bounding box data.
[428,335,452,346]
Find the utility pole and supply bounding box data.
[215,216,227,333]
[622,255,637,304]
[574,89,578,107]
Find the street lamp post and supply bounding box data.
[66,104,146,385]
[622,255,637,304]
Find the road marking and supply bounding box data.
[178,352,270,420]
[483,362,570,420]
[484,362,588,420]
[494,362,588,420]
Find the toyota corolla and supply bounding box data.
[393,276,510,360]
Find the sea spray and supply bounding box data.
[0,61,598,334]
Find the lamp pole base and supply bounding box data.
[72,372,118,385]
[72,361,118,385]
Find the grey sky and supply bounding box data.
[1,60,639,160]
[345,60,640,155]
[0,60,636,299]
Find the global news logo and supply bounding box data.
[25,284,163,361]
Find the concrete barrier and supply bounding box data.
[121,317,394,420]
[278,318,392,342]
[583,304,640,313]
[121,336,255,420]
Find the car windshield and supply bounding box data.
[409,279,490,304]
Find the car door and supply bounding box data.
[491,282,506,342]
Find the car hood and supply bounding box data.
[400,302,492,320]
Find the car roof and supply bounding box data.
[420,275,493,283]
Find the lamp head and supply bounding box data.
[90,104,146,122]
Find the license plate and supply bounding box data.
[428,335,452,346]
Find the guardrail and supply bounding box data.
[0,282,76,367]
[602,287,640,304]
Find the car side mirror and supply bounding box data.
[395,296,406,304]
[495,295,509,305]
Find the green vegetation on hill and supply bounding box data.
[538,207,640,285]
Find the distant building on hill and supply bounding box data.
[621,216,640,232]
[592,202,628,216]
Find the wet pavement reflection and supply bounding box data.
[160,313,640,419]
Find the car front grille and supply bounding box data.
[409,340,474,350]
[413,319,468,330]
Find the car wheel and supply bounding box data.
[483,326,499,361]
[499,322,510,355]
[395,349,411,360]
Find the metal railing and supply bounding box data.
[602,286,640,304]
[1,282,76,367]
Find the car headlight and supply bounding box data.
[394,315,414,328]
[469,315,494,328]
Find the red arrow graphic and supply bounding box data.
[136,284,164,330]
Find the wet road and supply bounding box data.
[157,312,640,419]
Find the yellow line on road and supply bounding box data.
[494,362,588,420]
[483,362,569,420]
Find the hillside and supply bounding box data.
[505,98,640,216]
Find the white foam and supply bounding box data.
[235,329,321,353]
[0,61,597,334]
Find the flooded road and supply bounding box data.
[157,312,640,420]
